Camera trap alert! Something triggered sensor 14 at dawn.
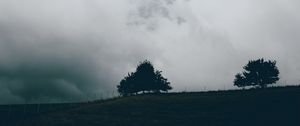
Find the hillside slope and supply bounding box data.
[7,86,300,126]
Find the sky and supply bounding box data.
[0,0,299,104]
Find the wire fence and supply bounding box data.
[0,91,121,124]
[0,86,227,122]
[1,84,298,125]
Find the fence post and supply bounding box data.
[37,103,40,113]
[7,104,11,118]
[100,93,103,100]
[23,103,26,114]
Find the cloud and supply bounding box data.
[0,0,300,104]
[127,0,186,31]
[0,0,162,104]
[126,0,300,91]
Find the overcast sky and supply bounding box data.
[0,0,299,104]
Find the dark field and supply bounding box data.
[1,86,300,126]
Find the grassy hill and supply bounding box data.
[2,86,300,126]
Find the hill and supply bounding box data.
[2,86,300,126]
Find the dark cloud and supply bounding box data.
[0,26,111,103]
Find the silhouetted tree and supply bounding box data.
[154,70,172,92]
[234,58,280,88]
[117,60,172,96]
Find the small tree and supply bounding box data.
[234,58,280,88]
[117,60,172,96]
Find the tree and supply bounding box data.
[234,58,279,88]
[117,60,172,96]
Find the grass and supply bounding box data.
[1,86,300,126]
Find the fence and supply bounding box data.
[2,84,296,124]
[0,91,120,124]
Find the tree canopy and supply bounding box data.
[117,60,172,96]
[234,58,279,88]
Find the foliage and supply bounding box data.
[117,60,172,96]
[234,58,280,88]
